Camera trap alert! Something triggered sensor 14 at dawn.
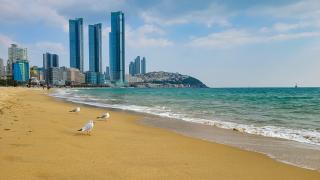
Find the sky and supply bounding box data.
[0,0,320,87]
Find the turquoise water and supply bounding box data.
[52,88,320,145]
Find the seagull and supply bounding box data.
[69,107,80,113]
[78,120,94,135]
[97,112,110,120]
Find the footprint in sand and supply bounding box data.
[10,143,32,147]
[4,128,11,131]
[3,155,27,163]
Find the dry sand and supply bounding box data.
[0,87,319,180]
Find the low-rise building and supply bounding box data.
[85,71,97,85]
[67,68,84,85]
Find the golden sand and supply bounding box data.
[0,87,319,179]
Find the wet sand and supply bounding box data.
[0,87,320,179]
[140,116,320,170]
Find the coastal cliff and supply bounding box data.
[129,71,208,88]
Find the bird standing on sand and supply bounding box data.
[70,107,80,112]
[97,112,110,120]
[78,120,94,135]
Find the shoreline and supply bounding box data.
[139,116,320,171]
[51,87,320,147]
[50,88,320,171]
[1,87,320,179]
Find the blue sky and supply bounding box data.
[0,0,320,87]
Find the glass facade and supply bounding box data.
[12,60,29,82]
[69,18,84,72]
[89,23,102,73]
[47,67,60,85]
[85,71,97,85]
[134,56,140,74]
[43,52,59,83]
[43,53,59,69]
[129,62,135,76]
[105,66,110,80]
[141,57,146,74]
[109,11,125,83]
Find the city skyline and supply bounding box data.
[1,1,320,87]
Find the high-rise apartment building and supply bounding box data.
[141,57,146,74]
[129,56,147,76]
[89,23,102,73]
[109,11,125,83]
[69,18,84,72]
[43,53,59,83]
[129,62,135,76]
[134,56,140,75]
[7,44,28,78]
[43,53,59,69]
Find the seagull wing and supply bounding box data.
[78,122,92,131]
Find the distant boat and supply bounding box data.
[295,83,298,88]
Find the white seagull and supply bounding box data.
[78,120,94,135]
[97,112,110,120]
[70,107,80,113]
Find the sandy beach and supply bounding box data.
[0,87,320,180]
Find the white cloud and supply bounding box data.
[253,0,320,19]
[188,29,320,49]
[272,22,306,32]
[251,0,320,30]
[0,34,16,47]
[32,42,66,54]
[126,24,173,48]
[0,34,17,61]
[0,0,68,31]
[25,41,68,67]
[140,3,231,28]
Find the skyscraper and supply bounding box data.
[134,56,140,74]
[7,44,27,77]
[129,62,135,76]
[109,11,125,83]
[43,53,59,83]
[141,57,146,74]
[43,53,59,69]
[89,23,102,73]
[69,18,84,72]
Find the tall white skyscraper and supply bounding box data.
[7,44,28,77]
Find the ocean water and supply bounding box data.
[51,88,320,146]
